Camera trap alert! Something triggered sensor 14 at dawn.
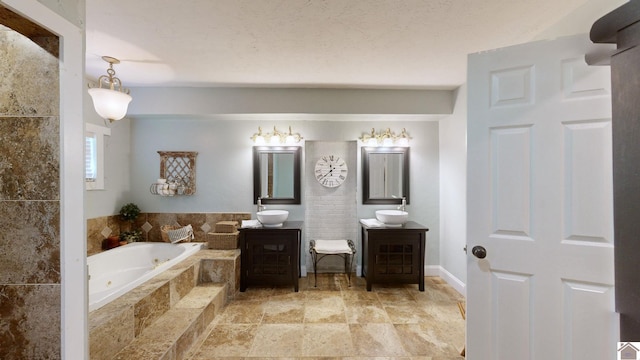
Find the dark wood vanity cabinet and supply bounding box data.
[361,221,428,291]
[591,1,640,339]
[239,221,302,292]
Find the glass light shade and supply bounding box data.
[88,88,132,121]
[254,135,265,145]
[270,134,281,145]
[367,138,378,146]
[396,137,409,147]
[382,137,394,147]
[285,135,296,144]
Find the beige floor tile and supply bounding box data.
[421,302,466,324]
[349,323,408,357]
[303,272,342,291]
[395,323,463,357]
[303,295,346,323]
[412,286,457,303]
[344,299,391,324]
[302,323,355,357]
[189,324,257,358]
[262,298,305,324]
[341,289,379,302]
[384,304,433,324]
[215,300,265,324]
[376,290,419,306]
[248,324,304,357]
[234,286,277,300]
[187,274,465,359]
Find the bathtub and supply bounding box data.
[88,242,205,312]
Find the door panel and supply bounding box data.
[491,126,532,237]
[467,34,616,360]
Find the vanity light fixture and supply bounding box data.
[396,128,412,147]
[380,128,394,147]
[360,128,379,147]
[269,126,282,145]
[250,126,303,145]
[250,127,266,145]
[88,56,132,122]
[285,126,303,145]
[358,127,411,147]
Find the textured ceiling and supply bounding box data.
[86,0,602,89]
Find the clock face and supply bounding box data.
[315,155,348,188]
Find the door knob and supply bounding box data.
[472,246,487,259]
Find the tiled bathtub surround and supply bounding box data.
[87,212,251,256]
[0,20,61,359]
[89,249,239,360]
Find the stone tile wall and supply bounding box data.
[0,23,61,359]
[87,212,251,256]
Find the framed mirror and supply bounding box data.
[253,146,301,204]
[362,147,410,204]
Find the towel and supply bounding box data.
[241,219,262,228]
[313,240,353,254]
[167,224,194,244]
[360,218,384,228]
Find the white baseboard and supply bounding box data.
[426,265,466,298]
[425,265,441,277]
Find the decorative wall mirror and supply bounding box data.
[362,147,410,204]
[253,146,301,204]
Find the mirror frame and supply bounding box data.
[362,146,410,205]
[253,146,301,205]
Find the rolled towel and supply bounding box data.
[360,218,384,228]
[241,219,261,228]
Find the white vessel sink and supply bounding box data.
[257,210,289,227]
[375,209,409,226]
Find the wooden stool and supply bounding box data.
[309,239,356,287]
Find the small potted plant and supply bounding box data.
[119,203,142,243]
[120,229,142,244]
[119,202,141,223]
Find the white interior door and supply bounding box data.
[466,34,617,359]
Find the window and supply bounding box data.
[85,123,110,190]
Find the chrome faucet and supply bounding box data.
[257,197,266,212]
[397,197,406,211]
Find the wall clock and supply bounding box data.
[315,155,348,188]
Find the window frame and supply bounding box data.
[85,123,110,190]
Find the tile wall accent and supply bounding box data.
[86,212,251,256]
[0,24,61,359]
[304,141,359,272]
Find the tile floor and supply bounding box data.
[187,274,466,359]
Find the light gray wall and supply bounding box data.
[439,85,467,289]
[126,116,441,266]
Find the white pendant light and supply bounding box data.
[88,56,132,122]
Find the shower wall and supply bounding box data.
[0,23,61,359]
